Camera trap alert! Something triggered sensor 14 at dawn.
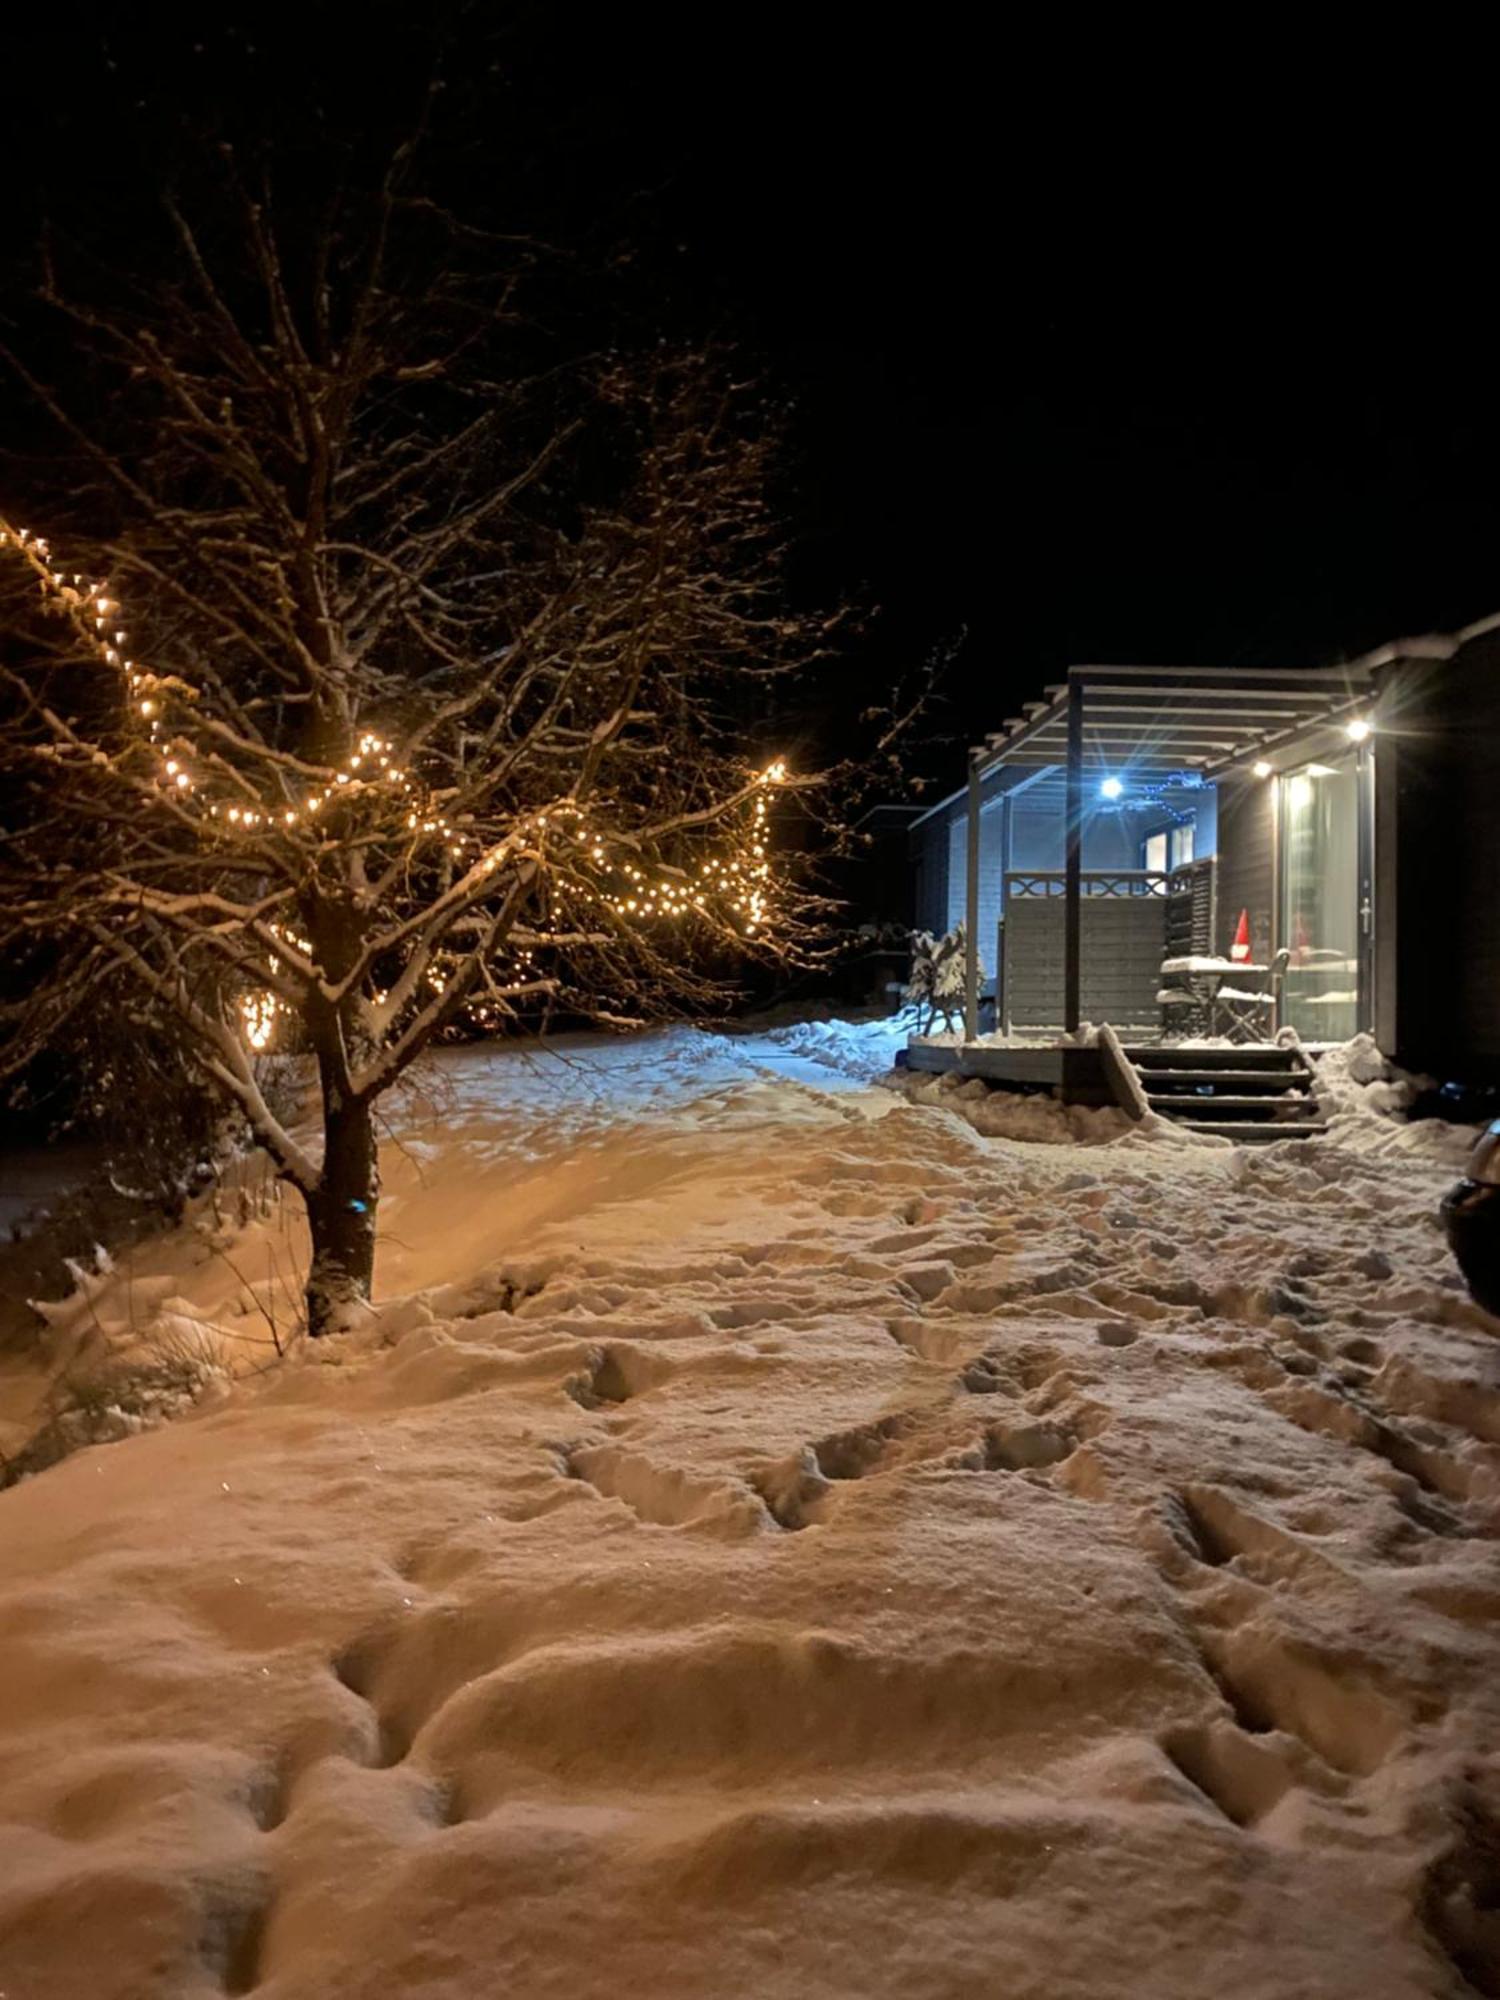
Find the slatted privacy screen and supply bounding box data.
[999,864,1215,1032]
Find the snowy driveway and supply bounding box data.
[1,1023,1498,1998]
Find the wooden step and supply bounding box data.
[1170,1118,1327,1141]
[1126,1046,1298,1070]
[1105,1034,1323,1141]
[1146,1093,1318,1114]
[1141,1069,1309,1090]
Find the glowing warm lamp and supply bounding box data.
[1345,717,1372,742]
[1252,760,1273,779]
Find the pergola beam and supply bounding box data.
[1072,700,1333,722]
[996,737,1228,752]
[917,654,1384,827]
[990,750,1220,770]
[1070,663,1373,688]
[1201,689,1372,777]
[1003,733,1256,754]
[959,668,1389,972]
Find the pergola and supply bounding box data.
[960,661,1379,1039]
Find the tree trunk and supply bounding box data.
[304,1090,379,1337]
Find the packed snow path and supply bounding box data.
[1,1024,1499,1999]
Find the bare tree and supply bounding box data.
[0,141,839,1334]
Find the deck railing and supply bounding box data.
[1005,860,1212,905]
[1005,868,1170,899]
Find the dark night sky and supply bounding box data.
[3,9,1496,791]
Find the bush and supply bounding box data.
[905,923,982,1033]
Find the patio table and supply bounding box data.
[1159,956,1272,1039]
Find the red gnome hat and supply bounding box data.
[1230,909,1251,962]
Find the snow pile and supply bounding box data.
[899,1031,1482,1174]
[747,1013,909,1082]
[964,1089,1125,1145]
[910,1027,1102,1053]
[1,1024,1499,1998]
[1309,1034,1477,1166]
[891,1064,1131,1146]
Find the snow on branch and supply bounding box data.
[0,147,843,1161]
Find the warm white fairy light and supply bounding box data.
[4,513,793,1045]
[593,759,785,936]
[0,515,439,847]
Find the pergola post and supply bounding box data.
[964,751,981,1042]
[1063,678,1083,1033]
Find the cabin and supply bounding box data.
[907,617,1500,1134]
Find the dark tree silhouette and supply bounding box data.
[0,139,841,1334]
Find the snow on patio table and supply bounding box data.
[1,1021,1499,1999]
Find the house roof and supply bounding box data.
[912,636,1459,827]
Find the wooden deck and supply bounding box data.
[903,1040,1113,1106]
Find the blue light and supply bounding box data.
[1099,776,1124,800]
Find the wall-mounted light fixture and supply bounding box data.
[1099,776,1123,800]
[1252,760,1273,779]
[1345,717,1372,743]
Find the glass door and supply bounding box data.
[1279,752,1365,1041]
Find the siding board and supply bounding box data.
[1390,635,1500,1079]
[1216,775,1275,964]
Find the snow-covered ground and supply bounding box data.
[2,1018,1499,1998]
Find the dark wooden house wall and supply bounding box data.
[1386,633,1500,1081]
[910,813,949,934]
[1214,775,1276,964]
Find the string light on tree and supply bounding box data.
[4,512,797,1052]
[0,189,841,1348]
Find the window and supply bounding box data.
[1279,755,1361,1040]
[1141,814,1196,873]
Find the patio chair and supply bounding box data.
[1157,984,1208,1040]
[1216,976,1272,1040]
[1216,985,1273,1042]
[1216,949,1288,1043]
